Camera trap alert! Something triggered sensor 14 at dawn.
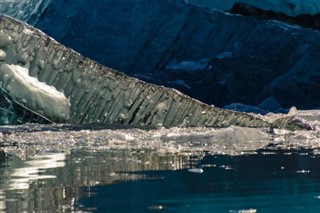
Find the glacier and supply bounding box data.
[0,0,319,128]
[0,15,270,128]
[0,15,313,130]
[26,0,320,111]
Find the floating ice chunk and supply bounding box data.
[287,106,298,116]
[188,168,204,173]
[166,59,208,71]
[296,170,310,174]
[0,63,70,122]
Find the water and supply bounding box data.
[1,123,320,212]
[1,149,320,212]
[75,150,320,213]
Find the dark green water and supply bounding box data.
[1,149,320,213]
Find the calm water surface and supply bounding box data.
[1,148,320,212]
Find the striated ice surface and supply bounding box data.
[1,14,280,129]
[186,0,320,16]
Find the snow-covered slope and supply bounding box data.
[186,0,320,16]
[0,64,70,122]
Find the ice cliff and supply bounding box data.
[0,15,311,130]
[0,15,270,128]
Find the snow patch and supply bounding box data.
[0,63,70,122]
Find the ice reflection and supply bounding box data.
[0,190,5,213]
[0,119,320,212]
[7,153,66,190]
[0,147,319,212]
[0,149,198,213]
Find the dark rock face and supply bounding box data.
[31,0,320,111]
[229,2,320,31]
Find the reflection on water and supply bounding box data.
[7,153,65,190]
[1,122,320,212]
[0,190,4,213]
[0,148,320,212]
[0,149,197,212]
[75,150,320,213]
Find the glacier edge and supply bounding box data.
[0,15,311,130]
